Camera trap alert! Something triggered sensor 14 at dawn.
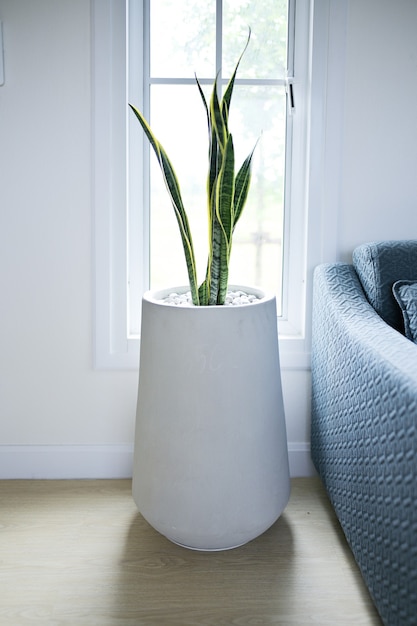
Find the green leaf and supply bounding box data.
[128,104,200,305]
[215,135,235,304]
[221,28,251,122]
[210,77,227,152]
[197,279,209,306]
[195,74,210,130]
[196,74,219,305]
[233,141,258,229]
[208,216,223,305]
[216,135,235,249]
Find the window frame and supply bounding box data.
[92,0,348,370]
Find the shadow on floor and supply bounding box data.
[112,509,295,624]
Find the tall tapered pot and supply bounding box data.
[132,286,290,551]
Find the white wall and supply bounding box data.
[0,0,416,478]
[339,0,417,258]
[0,0,138,477]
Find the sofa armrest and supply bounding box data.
[311,262,417,626]
[312,262,417,385]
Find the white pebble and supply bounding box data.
[161,289,260,306]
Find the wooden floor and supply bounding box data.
[0,477,382,625]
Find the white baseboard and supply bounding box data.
[0,444,134,479]
[0,443,315,479]
[288,442,317,477]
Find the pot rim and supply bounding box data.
[143,284,275,307]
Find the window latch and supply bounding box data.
[285,75,295,116]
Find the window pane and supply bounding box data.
[222,0,288,79]
[150,0,215,78]
[225,85,286,305]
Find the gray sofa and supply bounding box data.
[311,240,417,626]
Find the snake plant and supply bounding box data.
[129,32,256,305]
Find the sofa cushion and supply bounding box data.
[392,280,417,343]
[352,240,417,331]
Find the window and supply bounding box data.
[129,0,291,333]
[93,0,347,369]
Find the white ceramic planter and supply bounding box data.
[132,285,290,551]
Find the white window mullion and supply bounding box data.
[93,0,139,368]
[280,0,296,326]
[127,0,148,337]
[216,0,223,78]
[279,0,312,343]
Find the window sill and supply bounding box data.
[94,330,311,371]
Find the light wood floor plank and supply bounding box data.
[0,477,382,625]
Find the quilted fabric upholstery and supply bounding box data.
[393,280,417,343]
[311,263,417,626]
[353,240,417,332]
